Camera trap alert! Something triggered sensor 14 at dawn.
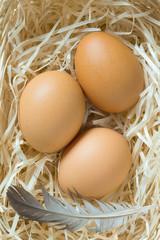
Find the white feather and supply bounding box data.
[7,184,158,233]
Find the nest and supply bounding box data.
[0,0,160,239]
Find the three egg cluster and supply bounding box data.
[18,32,144,198]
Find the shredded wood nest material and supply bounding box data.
[0,0,160,239]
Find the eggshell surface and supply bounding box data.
[75,32,144,113]
[18,71,86,153]
[58,128,132,198]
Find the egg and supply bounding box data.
[18,71,86,153]
[58,128,132,198]
[75,32,144,113]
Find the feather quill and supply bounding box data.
[6,184,157,232]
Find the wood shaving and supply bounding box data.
[0,0,160,239]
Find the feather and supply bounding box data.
[6,184,158,232]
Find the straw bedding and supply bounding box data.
[0,0,160,239]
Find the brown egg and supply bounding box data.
[18,71,86,153]
[75,32,144,113]
[58,128,132,198]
